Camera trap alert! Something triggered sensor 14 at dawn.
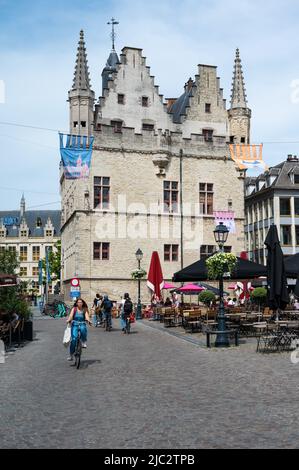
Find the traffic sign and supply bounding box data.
[71,278,80,287]
[70,291,81,298]
[70,286,80,292]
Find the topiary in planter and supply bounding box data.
[199,290,216,306]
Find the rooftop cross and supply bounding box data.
[107,17,119,51]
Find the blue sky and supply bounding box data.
[1,0,299,210]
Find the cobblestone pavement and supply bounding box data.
[1,312,299,449]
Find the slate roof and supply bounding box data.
[168,88,193,124]
[245,157,299,196]
[0,210,61,238]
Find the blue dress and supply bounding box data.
[70,309,87,355]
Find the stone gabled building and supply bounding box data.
[0,196,61,292]
[61,30,250,302]
[245,155,299,264]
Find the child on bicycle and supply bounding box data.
[66,298,92,361]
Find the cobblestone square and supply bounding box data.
[1,312,299,449]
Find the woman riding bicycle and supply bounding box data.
[67,298,91,361]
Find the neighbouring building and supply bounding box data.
[0,195,61,293]
[245,155,299,264]
[61,30,251,303]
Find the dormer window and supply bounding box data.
[46,230,53,237]
[203,129,213,143]
[111,120,122,133]
[118,94,125,105]
[142,123,154,131]
[20,230,27,237]
[142,96,149,107]
[36,217,42,228]
[0,230,5,238]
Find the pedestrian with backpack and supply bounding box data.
[102,295,113,331]
[122,293,133,334]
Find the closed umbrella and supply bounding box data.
[147,251,164,301]
[264,225,289,317]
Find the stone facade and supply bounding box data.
[61,32,250,304]
[0,197,60,293]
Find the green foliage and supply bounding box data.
[199,290,216,305]
[131,268,147,280]
[251,287,267,301]
[0,249,19,274]
[205,252,237,280]
[42,240,61,282]
[0,250,31,320]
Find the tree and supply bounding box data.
[0,249,31,320]
[251,287,267,311]
[42,240,61,282]
[199,290,216,306]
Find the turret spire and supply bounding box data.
[72,30,91,91]
[230,48,248,109]
[20,193,25,218]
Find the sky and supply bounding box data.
[1,0,299,210]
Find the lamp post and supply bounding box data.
[135,248,143,320]
[213,222,230,347]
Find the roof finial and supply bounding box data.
[72,29,91,91]
[107,17,119,51]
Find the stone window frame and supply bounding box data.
[205,103,211,113]
[164,244,179,262]
[20,246,28,262]
[32,246,40,262]
[163,181,179,214]
[94,177,110,210]
[32,267,39,276]
[93,242,110,261]
[117,93,125,105]
[199,183,214,215]
[20,266,28,277]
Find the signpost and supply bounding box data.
[70,278,80,299]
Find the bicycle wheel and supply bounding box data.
[74,337,82,369]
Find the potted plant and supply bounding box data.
[205,252,237,280]
[250,287,267,312]
[131,268,147,280]
[199,290,216,306]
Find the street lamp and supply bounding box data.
[213,222,230,347]
[135,248,143,320]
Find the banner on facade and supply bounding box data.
[59,133,94,180]
[38,260,43,286]
[214,211,236,234]
[229,144,268,171]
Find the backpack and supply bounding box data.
[103,299,113,312]
[124,299,133,315]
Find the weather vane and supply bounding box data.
[107,17,119,51]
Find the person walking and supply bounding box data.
[67,298,91,361]
[102,295,113,331]
[122,293,133,334]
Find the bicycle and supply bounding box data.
[74,326,82,369]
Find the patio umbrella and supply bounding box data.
[264,225,289,313]
[228,283,237,290]
[176,283,205,306]
[295,276,299,298]
[173,256,267,282]
[162,282,176,290]
[147,251,164,301]
[285,252,299,278]
[195,282,228,296]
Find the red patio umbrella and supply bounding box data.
[147,251,164,300]
[163,282,176,290]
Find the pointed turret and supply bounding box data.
[230,48,247,109]
[101,51,120,94]
[68,30,95,136]
[72,30,91,91]
[20,194,25,218]
[228,48,251,144]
